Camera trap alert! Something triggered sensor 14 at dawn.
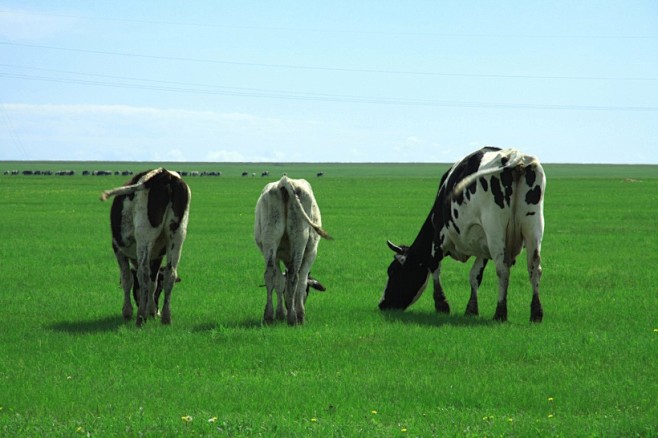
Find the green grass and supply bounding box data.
[1,162,656,436]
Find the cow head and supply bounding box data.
[379,240,431,310]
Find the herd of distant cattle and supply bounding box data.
[4,169,326,177]
[11,146,548,327]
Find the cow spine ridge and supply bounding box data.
[100,168,166,201]
[278,176,333,240]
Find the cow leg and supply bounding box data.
[263,250,279,324]
[527,247,543,323]
[115,249,134,320]
[432,262,450,314]
[162,231,186,325]
[465,258,488,316]
[274,267,286,321]
[135,246,153,327]
[284,252,306,326]
[284,268,300,326]
[295,248,317,325]
[492,256,511,322]
[148,259,162,318]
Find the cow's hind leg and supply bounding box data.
[161,234,186,325]
[465,257,488,316]
[262,248,281,324]
[492,256,511,322]
[274,268,286,321]
[135,246,154,327]
[527,247,543,323]
[431,262,450,314]
[115,250,134,320]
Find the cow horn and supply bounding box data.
[387,240,404,254]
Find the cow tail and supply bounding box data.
[100,168,165,201]
[279,177,333,240]
[450,150,525,199]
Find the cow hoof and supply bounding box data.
[275,309,286,321]
[530,310,543,323]
[122,309,133,320]
[530,297,543,323]
[161,309,171,325]
[434,299,451,314]
[493,301,508,322]
[263,316,275,325]
[136,315,146,327]
[287,314,298,326]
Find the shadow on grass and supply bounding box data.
[192,318,264,333]
[381,309,498,328]
[47,315,125,334]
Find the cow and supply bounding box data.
[380,147,546,323]
[254,176,332,325]
[100,168,191,326]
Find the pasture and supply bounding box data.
[1,162,656,436]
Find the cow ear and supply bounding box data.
[308,279,326,292]
[387,240,404,254]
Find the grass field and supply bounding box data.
[1,161,656,436]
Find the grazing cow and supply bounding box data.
[380,147,546,322]
[254,176,332,325]
[100,168,191,326]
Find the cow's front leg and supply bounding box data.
[431,264,450,314]
[285,271,300,326]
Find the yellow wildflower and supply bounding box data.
[181,415,193,423]
[208,416,217,423]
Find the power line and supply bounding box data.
[1,41,656,82]
[2,69,657,112]
[2,8,657,40]
[0,100,30,159]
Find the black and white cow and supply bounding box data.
[254,176,332,325]
[380,147,546,322]
[101,168,191,326]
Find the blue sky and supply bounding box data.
[1,1,657,163]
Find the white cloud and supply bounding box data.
[0,103,323,161]
[206,150,246,162]
[0,8,77,41]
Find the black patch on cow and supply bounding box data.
[169,177,190,233]
[147,179,169,228]
[465,180,477,201]
[480,177,488,192]
[500,167,514,207]
[490,176,505,209]
[526,212,536,216]
[525,185,542,205]
[525,166,536,187]
[453,208,459,219]
[110,195,128,248]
